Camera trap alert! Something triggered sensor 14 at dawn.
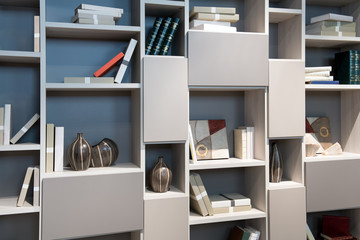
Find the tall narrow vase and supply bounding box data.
[270,143,283,183]
[150,156,172,193]
[67,133,91,171]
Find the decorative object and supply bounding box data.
[189,120,229,160]
[67,133,91,171]
[305,133,321,157]
[323,142,343,156]
[91,138,119,167]
[150,156,172,193]
[270,142,283,183]
[306,117,332,150]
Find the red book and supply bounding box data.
[322,215,350,237]
[94,51,124,77]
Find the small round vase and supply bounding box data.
[150,156,172,193]
[67,133,91,171]
[91,138,119,167]
[270,142,283,183]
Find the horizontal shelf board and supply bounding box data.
[145,0,185,16]
[189,208,266,225]
[144,185,185,200]
[189,86,267,91]
[0,50,40,63]
[44,162,141,179]
[305,152,360,162]
[46,83,141,91]
[0,197,40,216]
[46,22,141,40]
[0,0,38,7]
[269,8,302,23]
[0,143,40,152]
[305,35,360,48]
[189,30,267,36]
[306,0,357,7]
[306,84,360,91]
[189,158,265,170]
[268,181,303,190]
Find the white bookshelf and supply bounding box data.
[144,185,185,200]
[46,83,141,91]
[0,197,40,216]
[0,143,40,152]
[189,158,265,170]
[0,50,40,63]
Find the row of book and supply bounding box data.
[189,6,238,33]
[234,126,254,159]
[65,38,137,84]
[145,17,180,55]
[45,124,64,173]
[334,50,360,84]
[71,4,123,26]
[229,225,261,240]
[306,13,356,37]
[17,166,40,207]
[0,104,40,145]
[189,173,252,216]
[305,66,337,84]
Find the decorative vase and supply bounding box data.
[67,133,91,171]
[150,156,172,193]
[270,143,283,183]
[91,138,119,167]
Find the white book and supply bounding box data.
[46,123,54,173]
[0,107,4,145]
[305,76,334,82]
[34,16,40,52]
[17,167,34,207]
[305,66,332,73]
[71,13,115,23]
[190,19,231,28]
[246,127,251,159]
[114,38,137,83]
[76,9,122,20]
[249,127,254,159]
[311,13,353,24]
[305,71,330,77]
[3,104,11,145]
[191,24,237,33]
[76,4,123,15]
[209,194,231,208]
[33,166,40,206]
[75,18,115,26]
[189,124,197,163]
[54,127,64,172]
[234,128,247,159]
[221,192,251,206]
[10,113,40,144]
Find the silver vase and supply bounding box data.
[270,143,283,183]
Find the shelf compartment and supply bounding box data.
[145,0,185,16]
[0,212,39,240]
[0,143,40,152]
[269,8,302,23]
[145,185,185,200]
[189,158,265,170]
[46,83,141,91]
[269,0,302,9]
[0,197,40,216]
[189,208,266,225]
[0,51,40,63]
[305,35,360,48]
[306,0,358,7]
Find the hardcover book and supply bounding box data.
[305,66,332,73]
[114,38,138,83]
[34,16,40,52]
[46,123,55,173]
[189,174,208,216]
[192,173,214,216]
[33,166,40,206]
[93,51,124,77]
[71,13,115,23]
[244,226,261,240]
[191,13,240,23]
[10,113,40,144]
[334,50,359,84]
[306,29,356,37]
[0,107,4,145]
[234,128,247,159]
[145,17,163,55]
[306,21,356,32]
[231,205,252,212]
[150,17,172,55]
[209,194,231,208]
[64,77,115,84]
[305,71,330,77]
[190,6,236,17]
[191,24,237,33]
[229,226,251,240]
[75,18,115,25]
[190,19,231,28]
[189,124,197,163]
[3,104,11,145]
[305,76,334,82]
[160,18,180,55]
[322,215,350,237]
[17,167,34,207]
[76,8,122,20]
[76,4,123,15]
[311,13,353,24]
[221,193,251,207]
[54,127,64,172]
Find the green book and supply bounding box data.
[356,50,360,82]
[334,50,358,84]
[151,17,172,55]
[160,18,180,55]
[145,17,163,55]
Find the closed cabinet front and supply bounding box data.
[268,60,305,138]
[269,187,306,240]
[144,56,188,142]
[144,197,189,240]
[188,31,269,86]
[42,172,143,240]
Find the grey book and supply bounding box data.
[64,77,114,84]
[10,113,40,144]
[46,123,54,173]
[71,13,114,23]
[75,18,115,26]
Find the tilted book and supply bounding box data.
[76,4,123,15]
[160,18,180,55]
[193,173,214,216]
[3,104,11,145]
[54,127,64,172]
[190,6,236,17]
[0,107,4,145]
[34,16,40,52]
[64,77,114,84]
[150,17,172,55]
[46,123,55,173]
[10,113,40,144]
[190,19,231,28]
[17,167,34,207]
[189,174,208,216]
[189,124,197,163]
[145,17,163,55]
[76,9,122,20]
[75,18,115,25]
[33,166,40,206]
[221,192,251,206]
[114,38,137,83]
[93,51,124,77]
[311,13,353,24]
[244,226,261,240]
[191,13,239,23]
[71,13,115,23]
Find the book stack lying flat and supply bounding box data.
[305,66,337,84]
[189,6,238,33]
[229,225,261,240]
[72,4,123,25]
[320,215,357,240]
[209,193,252,214]
[306,13,356,37]
[334,50,360,84]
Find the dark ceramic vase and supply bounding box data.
[270,143,283,183]
[91,138,119,167]
[67,133,91,171]
[150,156,172,193]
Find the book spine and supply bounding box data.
[54,127,64,172]
[10,113,40,144]
[189,174,208,216]
[160,18,180,55]
[114,38,138,83]
[46,123,55,173]
[0,107,4,145]
[33,166,40,206]
[17,167,34,207]
[335,51,356,84]
[77,4,124,14]
[145,17,163,55]
[189,125,197,163]
[246,127,251,159]
[3,104,11,145]
[193,173,214,216]
[242,128,247,159]
[93,51,124,77]
[34,16,40,52]
[151,17,172,55]
[305,66,332,73]
[356,50,360,83]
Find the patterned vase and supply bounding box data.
[91,138,119,167]
[270,143,283,183]
[67,133,91,171]
[150,156,172,193]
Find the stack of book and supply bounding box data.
[209,193,252,214]
[306,13,356,37]
[305,66,337,84]
[229,225,261,240]
[46,124,64,173]
[17,166,40,207]
[320,215,357,240]
[0,104,40,145]
[334,50,360,84]
[189,6,239,33]
[72,4,123,25]
[145,17,180,55]
[234,126,254,159]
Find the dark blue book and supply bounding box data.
[334,50,359,84]
[151,17,172,55]
[160,18,180,55]
[145,17,163,55]
[306,81,339,84]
